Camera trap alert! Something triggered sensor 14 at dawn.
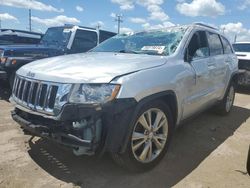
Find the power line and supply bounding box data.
[115,14,123,34]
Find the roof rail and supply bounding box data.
[192,22,219,30]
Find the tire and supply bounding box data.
[215,82,235,115]
[111,100,174,172]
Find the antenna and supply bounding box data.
[96,22,101,30]
[115,14,123,34]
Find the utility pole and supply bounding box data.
[0,18,1,29]
[115,14,123,34]
[234,34,237,43]
[29,9,31,31]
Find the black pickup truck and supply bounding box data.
[0,25,116,86]
[0,29,43,45]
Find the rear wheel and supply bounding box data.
[111,100,174,171]
[215,82,235,115]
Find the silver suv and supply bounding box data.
[10,23,238,171]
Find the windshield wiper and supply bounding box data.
[118,50,139,54]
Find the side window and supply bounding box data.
[99,31,115,43]
[186,31,209,61]
[207,32,223,56]
[221,36,233,54]
[70,30,97,53]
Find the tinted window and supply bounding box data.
[233,43,250,52]
[186,31,209,61]
[221,36,233,54]
[99,31,116,43]
[207,33,223,56]
[70,30,97,53]
[40,27,71,47]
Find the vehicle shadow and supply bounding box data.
[0,80,11,101]
[236,86,250,95]
[27,106,250,188]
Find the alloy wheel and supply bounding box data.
[131,108,168,163]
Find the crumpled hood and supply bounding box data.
[0,44,62,59]
[17,52,167,83]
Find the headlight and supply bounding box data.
[69,84,121,104]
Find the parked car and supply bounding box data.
[0,25,116,86]
[0,29,43,45]
[232,42,250,86]
[10,23,238,171]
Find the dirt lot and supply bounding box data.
[0,81,250,188]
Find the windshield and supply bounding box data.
[233,43,250,52]
[40,27,72,47]
[92,27,187,56]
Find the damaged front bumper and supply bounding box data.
[11,98,137,156]
[0,66,7,80]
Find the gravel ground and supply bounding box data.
[0,81,250,188]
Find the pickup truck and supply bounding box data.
[0,29,43,45]
[0,25,116,86]
[232,42,250,86]
[10,23,238,171]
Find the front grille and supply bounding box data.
[12,75,72,115]
[238,59,250,71]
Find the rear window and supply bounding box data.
[207,32,223,56]
[221,36,233,54]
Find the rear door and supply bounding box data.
[206,32,228,99]
[220,36,237,96]
[182,30,214,119]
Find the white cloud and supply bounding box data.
[0,0,63,12]
[120,27,133,33]
[111,0,134,10]
[142,21,175,30]
[0,13,18,21]
[90,21,105,28]
[76,5,84,12]
[129,17,147,24]
[110,0,169,22]
[138,1,169,22]
[220,22,250,42]
[147,5,169,21]
[176,0,225,17]
[238,0,250,10]
[31,15,80,27]
[136,0,164,6]
[110,12,116,18]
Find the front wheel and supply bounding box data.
[215,82,235,115]
[111,100,174,171]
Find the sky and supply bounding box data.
[0,0,250,42]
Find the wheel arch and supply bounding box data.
[119,90,178,153]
